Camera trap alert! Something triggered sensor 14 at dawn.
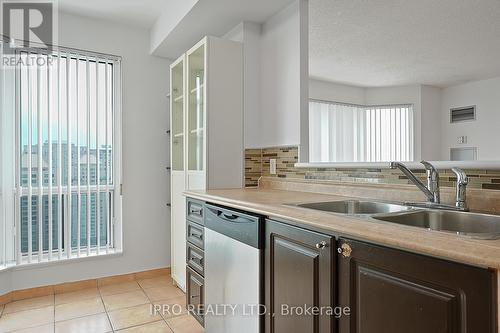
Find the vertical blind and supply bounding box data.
[309,101,414,163]
[14,48,121,264]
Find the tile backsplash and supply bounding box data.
[244,146,500,190]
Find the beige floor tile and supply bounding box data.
[165,314,203,333]
[55,296,105,322]
[102,290,150,311]
[55,313,112,333]
[152,296,187,319]
[99,281,141,296]
[55,288,100,305]
[108,303,162,330]
[138,276,173,290]
[144,286,184,302]
[9,323,54,333]
[3,295,54,314]
[117,320,173,333]
[0,306,54,332]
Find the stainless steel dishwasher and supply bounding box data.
[204,204,263,333]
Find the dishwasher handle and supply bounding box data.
[205,204,263,249]
[207,207,254,224]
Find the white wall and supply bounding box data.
[420,85,442,160]
[224,22,263,149]
[440,77,500,160]
[259,0,308,150]
[150,0,199,54]
[0,12,171,291]
[222,1,308,152]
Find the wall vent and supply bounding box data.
[450,106,476,123]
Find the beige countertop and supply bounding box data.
[184,187,500,270]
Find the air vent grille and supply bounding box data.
[450,106,476,123]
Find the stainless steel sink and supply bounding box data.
[293,200,412,215]
[373,210,500,239]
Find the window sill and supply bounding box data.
[0,249,123,273]
[295,160,500,170]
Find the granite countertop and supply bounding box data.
[185,187,500,270]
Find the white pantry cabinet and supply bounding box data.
[170,36,243,290]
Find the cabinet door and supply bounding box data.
[170,56,187,289]
[186,41,205,173]
[338,238,496,333]
[265,220,336,333]
[170,56,184,171]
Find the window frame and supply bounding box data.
[309,99,414,163]
[12,45,123,265]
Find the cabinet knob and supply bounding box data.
[338,243,352,258]
[315,241,327,249]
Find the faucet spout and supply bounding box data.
[389,161,437,202]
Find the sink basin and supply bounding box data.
[373,210,500,239]
[293,200,412,215]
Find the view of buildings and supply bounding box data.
[19,142,113,254]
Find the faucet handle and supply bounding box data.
[451,167,468,184]
[421,160,438,174]
[451,168,468,210]
[421,161,440,203]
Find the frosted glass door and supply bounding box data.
[171,60,184,171]
[187,44,205,171]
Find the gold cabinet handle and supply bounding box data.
[338,243,352,258]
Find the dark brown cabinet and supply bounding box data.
[187,220,204,249]
[265,220,336,333]
[186,198,204,225]
[185,198,205,327]
[186,242,204,276]
[337,238,497,333]
[186,266,205,325]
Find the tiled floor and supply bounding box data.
[0,276,203,333]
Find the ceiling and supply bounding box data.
[152,0,295,58]
[58,0,168,28]
[58,0,295,59]
[309,0,500,88]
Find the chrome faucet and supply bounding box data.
[390,161,469,211]
[389,161,440,203]
[421,161,441,203]
[451,167,468,210]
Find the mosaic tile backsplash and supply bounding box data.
[244,146,500,190]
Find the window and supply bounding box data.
[11,47,122,264]
[309,100,414,163]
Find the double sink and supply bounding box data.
[292,200,500,240]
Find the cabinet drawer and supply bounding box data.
[187,220,204,249]
[186,266,205,326]
[186,242,204,276]
[186,198,204,225]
